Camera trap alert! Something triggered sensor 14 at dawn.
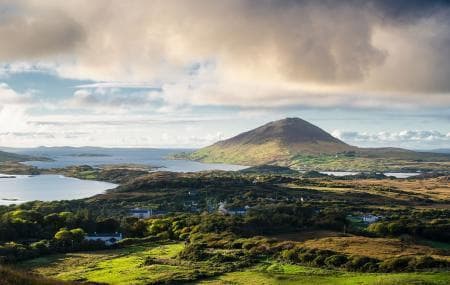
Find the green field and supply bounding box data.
[19,245,450,285]
[200,263,450,285]
[19,242,189,285]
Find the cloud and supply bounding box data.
[0,0,448,109]
[0,1,84,60]
[67,88,162,112]
[0,83,37,132]
[75,82,158,89]
[0,82,34,105]
[332,129,450,149]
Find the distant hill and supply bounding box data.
[425,149,450,154]
[0,150,49,163]
[0,150,33,162]
[182,118,450,171]
[187,118,354,166]
[239,165,299,175]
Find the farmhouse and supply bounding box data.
[85,233,123,246]
[129,208,168,218]
[362,214,381,224]
[218,202,249,215]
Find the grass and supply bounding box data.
[0,266,72,285]
[300,236,440,260]
[19,240,450,285]
[17,239,450,285]
[19,242,188,285]
[285,176,450,208]
[199,262,450,285]
[419,240,450,250]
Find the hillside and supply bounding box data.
[0,150,39,163]
[183,118,450,171]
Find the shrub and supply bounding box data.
[156,231,170,240]
[281,248,299,262]
[178,243,208,261]
[312,254,327,266]
[379,256,413,272]
[346,256,380,272]
[324,254,348,268]
[298,252,315,263]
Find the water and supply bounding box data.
[383,172,420,178]
[0,148,421,205]
[0,148,246,205]
[13,147,247,172]
[0,174,117,206]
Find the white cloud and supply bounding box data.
[332,129,450,149]
[66,88,161,112]
[0,83,37,132]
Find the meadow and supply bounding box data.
[200,262,450,285]
[19,242,188,284]
[18,249,450,285]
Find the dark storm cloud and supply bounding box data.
[0,0,449,107]
[0,2,85,60]
[371,0,450,22]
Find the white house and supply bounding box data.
[85,233,123,246]
[129,208,168,218]
[130,209,152,219]
[218,202,249,215]
[362,214,381,224]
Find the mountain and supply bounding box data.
[424,149,450,154]
[183,118,450,171]
[187,118,355,166]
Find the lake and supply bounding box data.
[0,148,246,205]
[0,174,117,206]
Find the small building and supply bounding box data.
[85,232,123,246]
[362,214,381,224]
[130,209,152,219]
[228,207,248,215]
[129,208,167,219]
[218,202,249,215]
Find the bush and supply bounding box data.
[156,231,170,240]
[298,252,315,263]
[346,256,380,272]
[312,254,327,266]
[324,254,348,268]
[178,243,208,261]
[380,256,413,272]
[410,256,439,270]
[281,248,299,262]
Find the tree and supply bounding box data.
[367,222,388,236]
[54,228,72,242]
[70,228,86,243]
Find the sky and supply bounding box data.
[0,0,449,150]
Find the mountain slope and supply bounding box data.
[0,150,50,163]
[0,150,33,162]
[188,118,355,165]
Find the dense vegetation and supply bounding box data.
[0,166,449,284]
